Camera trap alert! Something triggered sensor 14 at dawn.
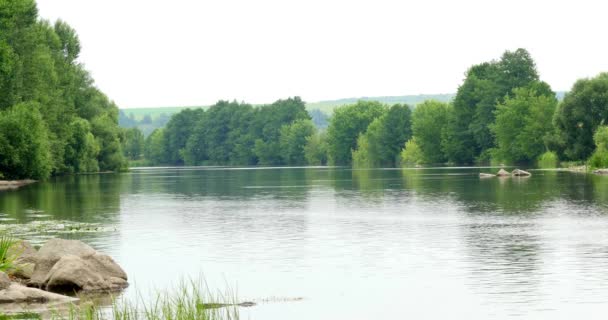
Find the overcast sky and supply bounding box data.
[36,0,608,109]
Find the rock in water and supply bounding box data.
[479,173,495,178]
[29,239,128,292]
[496,169,510,176]
[594,169,608,175]
[512,169,531,176]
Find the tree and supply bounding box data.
[145,129,167,165]
[304,132,328,165]
[490,82,557,163]
[588,126,608,168]
[163,108,204,165]
[326,101,386,165]
[442,48,540,164]
[279,119,316,165]
[554,73,608,160]
[122,127,145,160]
[412,100,450,164]
[400,138,423,166]
[0,102,51,179]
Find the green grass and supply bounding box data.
[49,279,240,320]
[0,234,16,272]
[537,151,559,169]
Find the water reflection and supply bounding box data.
[2,167,608,319]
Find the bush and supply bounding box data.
[588,126,608,169]
[538,151,559,169]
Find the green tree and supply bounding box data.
[400,138,423,166]
[412,100,450,164]
[144,129,167,165]
[554,73,608,160]
[279,119,316,165]
[490,83,557,163]
[588,126,608,168]
[163,108,204,165]
[442,48,540,164]
[326,101,386,165]
[304,132,328,165]
[122,127,145,160]
[0,102,51,179]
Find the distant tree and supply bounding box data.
[554,73,608,160]
[122,127,145,160]
[412,100,450,164]
[326,101,386,165]
[144,129,167,165]
[304,132,328,165]
[490,82,557,163]
[163,108,204,165]
[588,126,608,168]
[400,138,423,166]
[279,119,316,165]
[442,48,540,164]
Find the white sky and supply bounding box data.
[36,0,608,109]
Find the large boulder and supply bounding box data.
[7,240,38,279]
[29,239,127,292]
[512,169,531,177]
[496,169,510,177]
[0,283,77,304]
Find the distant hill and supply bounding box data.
[306,94,455,114]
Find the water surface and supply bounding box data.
[2,167,608,319]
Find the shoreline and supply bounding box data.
[0,180,37,191]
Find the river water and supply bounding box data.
[2,167,608,319]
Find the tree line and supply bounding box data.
[126,48,608,169]
[0,0,125,180]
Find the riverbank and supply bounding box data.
[0,180,36,191]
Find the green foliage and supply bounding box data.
[490,83,558,163]
[144,129,168,165]
[554,73,608,160]
[0,0,124,179]
[412,100,450,164]
[537,151,559,169]
[122,128,145,160]
[0,102,52,179]
[588,126,608,168]
[443,48,540,164]
[400,138,424,166]
[279,119,316,165]
[164,108,205,165]
[326,101,386,165]
[304,132,328,165]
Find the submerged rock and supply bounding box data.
[512,169,531,177]
[594,169,608,175]
[496,169,510,176]
[479,173,495,178]
[29,239,128,292]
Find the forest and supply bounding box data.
[0,0,125,179]
[129,49,608,170]
[2,0,608,180]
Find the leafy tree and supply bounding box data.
[304,132,328,165]
[442,48,540,164]
[412,100,450,164]
[145,129,167,165]
[490,82,557,163]
[554,73,608,160]
[122,127,145,160]
[64,118,100,173]
[400,138,423,166]
[0,102,51,179]
[588,126,608,168]
[326,101,386,165]
[279,119,316,165]
[163,108,204,165]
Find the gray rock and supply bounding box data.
[594,169,608,175]
[29,239,127,292]
[496,169,510,176]
[512,169,531,176]
[0,272,10,290]
[7,240,38,279]
[0,282,77,304]
[44,254,127,292]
